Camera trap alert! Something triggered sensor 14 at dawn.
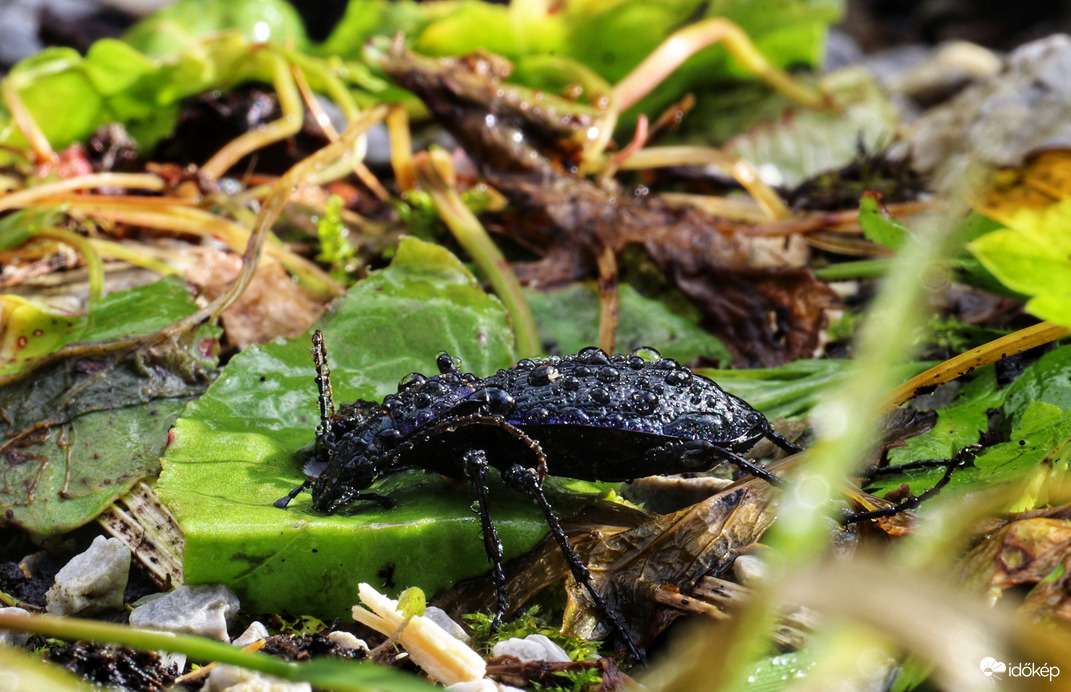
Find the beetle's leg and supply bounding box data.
[501,463,644,663]
[274,477,313,509]
[461,448,508,628]
[707,446,786,488]
[844,444,980,524]
[763,428,803,455]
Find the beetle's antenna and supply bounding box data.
[312,330,335,442]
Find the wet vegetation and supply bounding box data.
[3,0,1071,690]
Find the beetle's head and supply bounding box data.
[310,440,380,514]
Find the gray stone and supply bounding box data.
[129,584,239,642]
[423,607,470,643]
[46,536,131,616]
[491,634,570,663]
[907,34,1071,191]
[733,554,767,587]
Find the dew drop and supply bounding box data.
[632,391,658,414]
[596,367,619,383]
[529,364,561,387]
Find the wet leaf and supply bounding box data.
[525,282,730,365]
[122,0,308,58]
[0,277,216,534]
[379,45,837,366]
[739,650,818,691]
[157,237,610,617]
[866,345,1071,509]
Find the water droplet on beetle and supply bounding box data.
[529,364,560,386]
[632,391,657,414]
[596,366,619,383]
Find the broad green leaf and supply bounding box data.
[524,282,730,365]
[158,238,608,618]
[0,277,215,534]
[328,0,840,121]
[969,200,1071,328]
[866,344,1071,505]
[0,296,79,375]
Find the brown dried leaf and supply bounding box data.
[183,250,325,349]
[954,506,1071,625]
[379,46,836,366]
[434,480,778,657]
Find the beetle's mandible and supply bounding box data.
[276,331,801,659]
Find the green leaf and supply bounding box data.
[0,609,438,692]
[738,649,818,690]
[397,587,426,618]
[0,277,216,534]
[968,200,1071,327]
[704,358,856,420]
[122,0,309,58]
[859,191,911,250]
[524,282,730,365]
[866,344,1071,507]
[158,238,609,617]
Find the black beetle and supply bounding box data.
[277,331,801,659]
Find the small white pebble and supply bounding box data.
[0,607,31,647]
[733,555,767,587]
[423,607,470,643]
[46,536,131,616]
[445,680,499,692]
[231,621,270,647]
[445,680,525,692]
[203,664,311,691]
[492,634,570,663]
[326,630,368,652]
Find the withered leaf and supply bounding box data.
[435,479,778,657]
[379,46,836,366]
[955,508,1071,624]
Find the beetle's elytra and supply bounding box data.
[277,332,801,660]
